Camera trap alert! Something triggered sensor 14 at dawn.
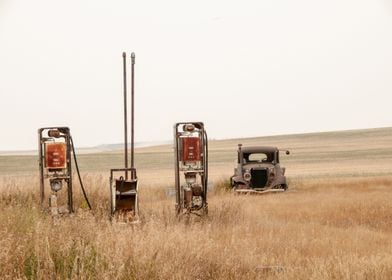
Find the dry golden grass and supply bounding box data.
[1,127,392,279]
[1,175,392,279]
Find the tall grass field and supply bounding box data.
[1,127,392,279]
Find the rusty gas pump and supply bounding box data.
[38,127,91,215]
[174,122,208,215]
[39,127,73,215]
[109,52,139,220]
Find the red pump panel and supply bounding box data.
[45,142,67,169]
[181,137,201,162]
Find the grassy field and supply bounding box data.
[1,127,392,279]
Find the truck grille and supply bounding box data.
[250,168,268,188]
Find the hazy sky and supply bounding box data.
[1,0,391,150]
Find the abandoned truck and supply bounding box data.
[230,144,290,193]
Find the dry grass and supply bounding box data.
[1,127,392,279]
[1,175,392,279]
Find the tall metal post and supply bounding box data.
[65,129,74,213]
[123,52,129,180]
[38,129,45,205]
[174,124,181,213]
[131,52,135,179]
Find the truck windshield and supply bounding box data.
[244,152,273,163]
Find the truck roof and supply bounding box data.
[240,146,278,153]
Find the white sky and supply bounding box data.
[1,0,391,150]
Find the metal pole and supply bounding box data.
[38,129,45,205]
[174,124,181,213]
[203,127,208,204]
[131,52,135,177]
[123,52,128,180]
[66,130,74,213]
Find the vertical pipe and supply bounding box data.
[203,127,208,204]
[38,129,45,205]
[66,129,74,213]
[123,52,128,180]
[238,144,243,176]
[131,52,135,177]
[174,124,181,214]
[110,171,114,214]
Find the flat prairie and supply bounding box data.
[1,127,392,279]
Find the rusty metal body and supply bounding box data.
[109,52,139,219]
[230,145,290,194]
[38,127,73,214]
[174,122,208,215]
[110,168,138,216]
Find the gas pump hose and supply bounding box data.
[70,136,92,210]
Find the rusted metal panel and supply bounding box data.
[181,137,201,162]
[115,178,137,212]
[45,142,67,169]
